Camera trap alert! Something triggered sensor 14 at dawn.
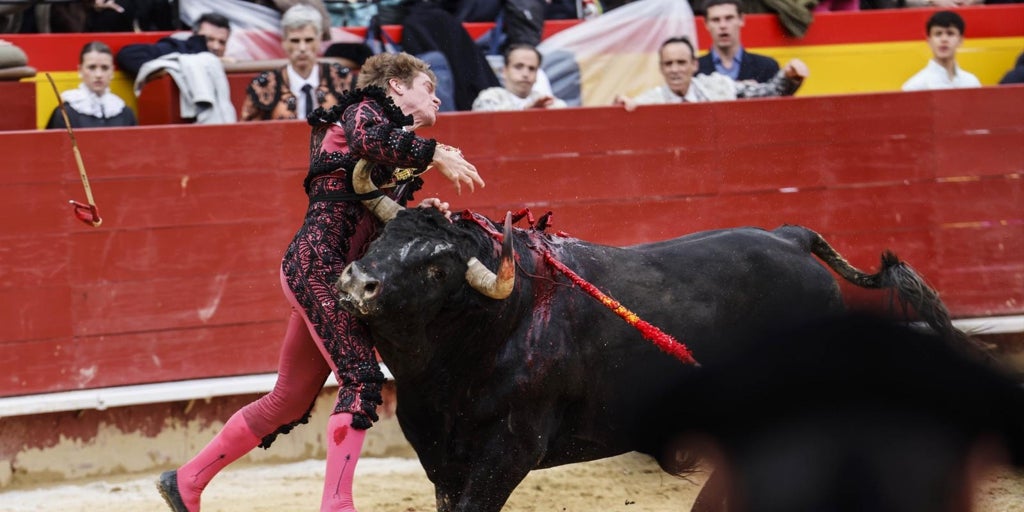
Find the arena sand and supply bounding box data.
[4,452,1024,511]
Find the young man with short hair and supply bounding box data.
[471,44,567,111]
[902,11,981,91]
[115,11,233,77]
[697,0,780,83]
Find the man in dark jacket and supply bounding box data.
[116,12,231,77]
[697,0,780,83]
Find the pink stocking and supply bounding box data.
[176,410,261,511]
[321,412,366,512]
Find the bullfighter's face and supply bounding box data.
[389,71,440,129]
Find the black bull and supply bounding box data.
[335,207,964,512]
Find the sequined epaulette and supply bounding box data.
[306,86,413,127]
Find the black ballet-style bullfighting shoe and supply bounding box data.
[157,470,189,512]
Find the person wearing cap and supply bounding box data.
[322,42,374,72]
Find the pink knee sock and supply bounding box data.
[321,413,366,512]
[176,410,261,511]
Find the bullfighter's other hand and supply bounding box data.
[418,197,452,219]
[433,144,484,195]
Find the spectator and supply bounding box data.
[399,1,501,111]
[116,12,232,78]
[613,36,807,110]
[71,0,137,32]
[503,0,548,47]
[472,43,567,111]
[999,51,1024,85]
[698,0,780,83]
[260,0,332,39]
[240,4,356,121]
[649,313,1024,511]
[443,0,548,49]
[902,11,981,91]
[47,41,137,129]
[323,42,374,72]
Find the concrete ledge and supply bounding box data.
[2,316,1021,419]
[0,364,393,418]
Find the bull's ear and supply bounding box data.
[464,211,516,299]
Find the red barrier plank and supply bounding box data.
[0,286,73,345]
[70,271,283,336]
[0,82,36,131]
[68,223,292,283]
[0,338,76,395]
[0,322,283,395]
[0,234,69,289]
[58,174,305,230]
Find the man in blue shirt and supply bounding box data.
[697,0,780,83]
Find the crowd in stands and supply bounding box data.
[0,0,1019,128]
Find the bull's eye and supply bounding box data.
[426,265,446,281]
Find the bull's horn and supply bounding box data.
[352,158,403,222]
[466,211,515,299]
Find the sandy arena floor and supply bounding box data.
[4,452,1024,512]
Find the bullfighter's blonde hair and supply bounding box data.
[357,52,437,90]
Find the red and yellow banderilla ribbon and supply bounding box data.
[541,251,699,367]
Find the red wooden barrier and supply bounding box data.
[0,81,36,130]
[0,86,1021,397]
[135,72,258,125]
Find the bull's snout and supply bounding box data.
[336,262,381,315]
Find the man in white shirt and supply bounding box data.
[240,4,355,121]
[902,11,981,92]
[472,44,567,111]
[613,36,807,110]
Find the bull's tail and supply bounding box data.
[797,227,971,346]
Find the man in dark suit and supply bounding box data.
[697,0,780,83]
